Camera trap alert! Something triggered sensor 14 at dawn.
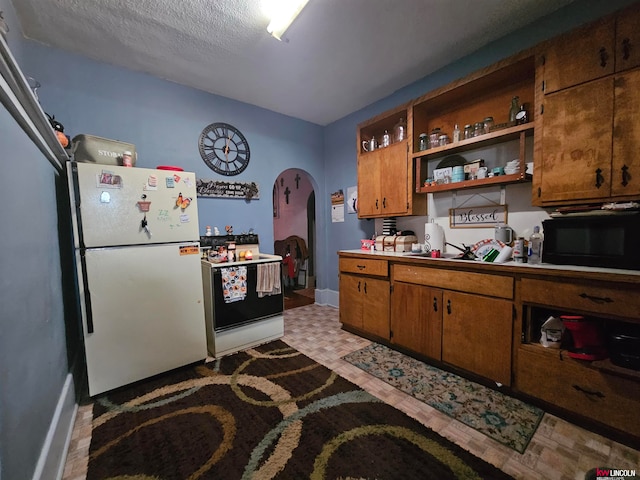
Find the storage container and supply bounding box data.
[71,134,137,166]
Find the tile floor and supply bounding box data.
[63,303,639,480]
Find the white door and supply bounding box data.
[70,162,200,248]
[80,242,207,396]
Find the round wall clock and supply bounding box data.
[199,122,250,176]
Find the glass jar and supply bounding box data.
[429,128,441,148]
[464,124,474,139]
[473,122,484,137]
[483,117,494,134]
[438,134,450,146]
[418,133,428,151]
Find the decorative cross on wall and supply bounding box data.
[284,186,291,204]
[294,173,301,189]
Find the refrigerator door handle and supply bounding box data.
[80,249,94,333]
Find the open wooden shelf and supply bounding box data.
[411,123,534,160]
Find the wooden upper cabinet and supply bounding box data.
[356,104,426,218]
[615,3,640,72]
[539,77,614,202]
[612,69,640,197]
[542,16,615,94]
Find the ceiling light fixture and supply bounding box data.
[264,0,309,41]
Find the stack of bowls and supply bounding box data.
[451,165,465,183]
[504,159,520,175]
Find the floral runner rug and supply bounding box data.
[342,342,544,453]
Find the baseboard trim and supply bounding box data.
[314,288,338,308]
[32,372,77,480]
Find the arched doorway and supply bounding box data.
[272,169,316,309]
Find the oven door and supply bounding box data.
[212,261,283,331]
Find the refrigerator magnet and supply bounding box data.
[144,175,158,191]
[165,176,175,188]
[97,171,122,188]
[180,214,190,223]
[183,177,192,187]
[173,174,181,183]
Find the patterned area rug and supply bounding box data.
[343,343,544,453]
[88,340,513,479]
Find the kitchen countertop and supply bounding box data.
[202,253,282,269]
[339,249,640,283]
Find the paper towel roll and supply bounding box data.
[424,222,444,252]
[494,246,513,263]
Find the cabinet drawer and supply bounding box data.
[516,347,640,435]
[393,264,513,299]
[339,258,388,277]
[520,278,639,319]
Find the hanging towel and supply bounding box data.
[257,262,281,298]
[221,266,247,303]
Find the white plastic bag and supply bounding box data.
[540,316,564,348]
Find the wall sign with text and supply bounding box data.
[449,205,508,228]
[196,179,259,199]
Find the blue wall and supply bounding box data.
[1,0,638,478]
[322,0,639,291]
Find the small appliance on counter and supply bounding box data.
[561,315,608,360]
[608,322,640,371]
[375,233,418,252]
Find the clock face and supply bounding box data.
[199,122,250,176]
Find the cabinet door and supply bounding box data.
[357,154,381,217]
[543,16,615,94]
[339,274,363,330]
[378,142,408,216]
[361,277,390,339]
[390,282,442,360]
[540,77,614,203]
[442,291,512,386]
[615,3,640,72]
[612,69,640,197]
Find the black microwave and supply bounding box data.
[542,213,640,270]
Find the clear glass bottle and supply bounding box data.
[473,122,484,137]
[394,117,407,143]
[452,124,461,142]
[509,96,520,124]
[528,226,543,264]
[381,130,391,147]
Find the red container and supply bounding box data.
[561,315,607,360]
[156,165,184,171]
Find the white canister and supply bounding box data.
[424,221,444,252]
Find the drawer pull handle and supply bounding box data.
[578,292,613,304]
[595,168,604,189]
[357,281,361,292]
[356,265,366,270]
[446,299,451,315]
[364,282,367,294]
[599,46,609,68]
[622,38,631,61]
[621,164,630,187]
[433,297,438,312]
[572,385,604,398]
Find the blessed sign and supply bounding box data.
[449,205,508,228]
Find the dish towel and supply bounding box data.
[256,262,281,298]
[221,266,247,303]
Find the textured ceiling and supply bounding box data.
[11,0,574,125]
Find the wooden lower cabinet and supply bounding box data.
[390,282,442,360]
[339,272,390,339]
[517,346,640,436]
[442,291,513,386]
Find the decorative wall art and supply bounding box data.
[196,179,259,199]
[449,204,508,228]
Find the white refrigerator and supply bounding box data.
[67,162,207,396]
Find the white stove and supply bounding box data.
[200,234,284,358]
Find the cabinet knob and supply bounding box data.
[433,296,438,312]
[622,38,631,61]
[357,281,361,292]
[599,47,609,68]
[594,168,604,189]
[621,164,630,187]
[382,197,387,208]
[446,299,451,315]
